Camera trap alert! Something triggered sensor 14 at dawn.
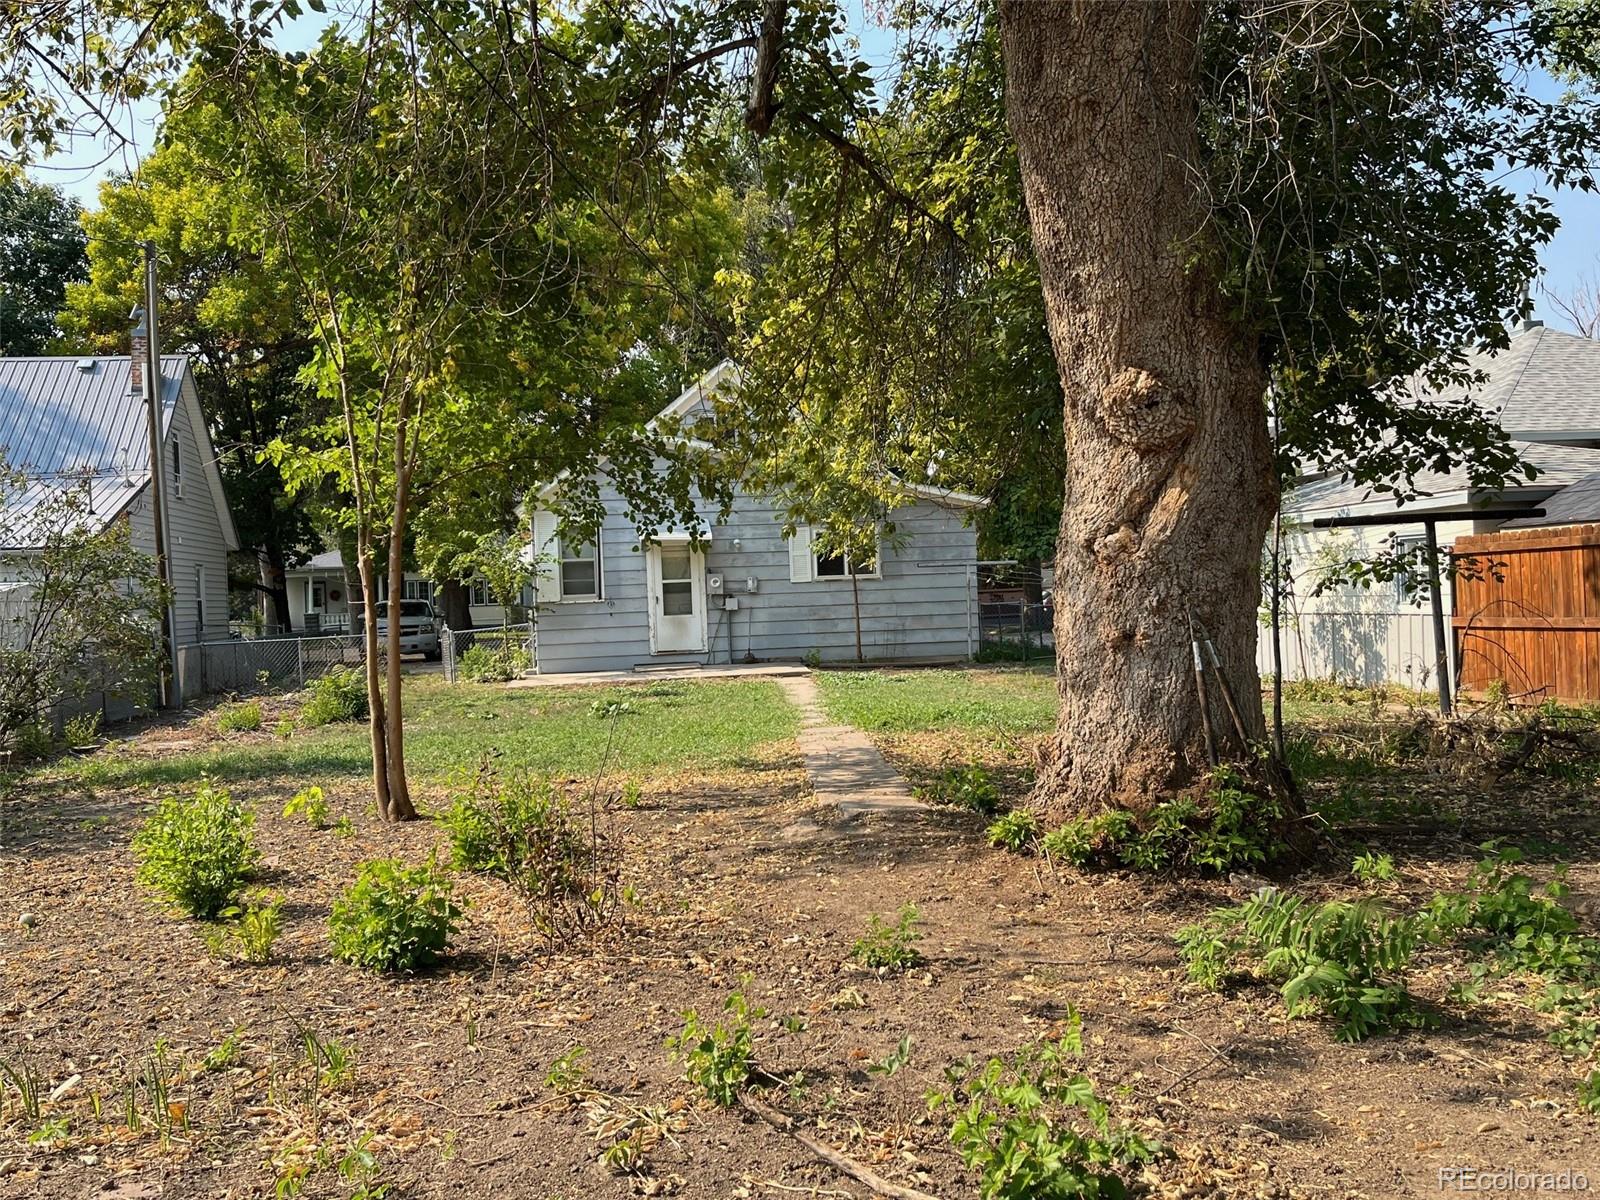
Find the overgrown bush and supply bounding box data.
[132,784,259,919]
[1042,767,1285,874]
[328,856,462,972]
[458,641,530,683]
[215,700,263,733]
[667,984,765,1107]
[915,762,1002,814]
[1177,889,1429,1041]
[928,1013,1163,1199]
[851,904,924,972]
[445,764,624,945]
[299,666,368,727]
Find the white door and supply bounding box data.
[647,543,707,653]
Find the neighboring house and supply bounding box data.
[1267,322,1600,690]
[281,551,523,632]
[525,362,985,674]
[0,349,239,655]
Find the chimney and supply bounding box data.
[129,305,147,397]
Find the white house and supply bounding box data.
[525,362,986,674]
[1266,322,1600,690]
[281,550,523,632]
[0,350,239,653]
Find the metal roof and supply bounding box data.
[0,355,185,543]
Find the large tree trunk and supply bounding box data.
[999,2,1276,821]
[262,545,292,632]
[437,578,473,631]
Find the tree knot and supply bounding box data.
[1099,367,1195,451]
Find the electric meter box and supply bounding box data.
[707,573,725,594]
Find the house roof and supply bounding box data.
[1287,440,1600,516]
[0,355,238,550]
[1500,470,1600,529]
[1397,324,1600,439]
[293,549,346,572]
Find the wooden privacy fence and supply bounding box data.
[1452,522,1600,703]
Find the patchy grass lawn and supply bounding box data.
[43,675,801,796]
[4,669,1599,1199]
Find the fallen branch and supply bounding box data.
[736,1089,941,1200]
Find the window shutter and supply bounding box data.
[787,524,814,583]
[530,509,559,604]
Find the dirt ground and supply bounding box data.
[3,706,1599,1199]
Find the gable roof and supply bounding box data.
[1501,469,1600,529]
[1396,324,1600,439]
[0,355,239,551]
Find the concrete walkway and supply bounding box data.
[777,673,921,818]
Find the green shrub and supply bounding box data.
[9,721,54,760]
[132,784,259,919]
[215,700,263,733]
[667,983,765,1107]
[283,785,330,829]
[1042,810,1136,868]
[445,767,621,944]
[1351,851,1397,884]
[1177,889,1428,1041]
[928,1013,1162,1199]
[851,904,924,972]
[459,641,530,683]
[328,856,462,972]
[986,809,1040,853]
[300,666,368,727]
[915,762,1002,814]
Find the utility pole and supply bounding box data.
[139,240,181,707]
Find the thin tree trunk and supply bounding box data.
[382,395,417,822]
[355,533,391,817]
[999,2,1276,821]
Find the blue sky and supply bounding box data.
[25,7,1600,332]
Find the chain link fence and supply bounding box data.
[187,633,366,694]
[976,598,1054,663]
[442,623,535,683]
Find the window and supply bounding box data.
[310,580,327,612]
[1393,536,1425,605]
[171,439,182,498]
[814,541,879,579]
[401,578,433,602]
[558,537,601,600]
[469,577,491,606]
[658,545,693,615]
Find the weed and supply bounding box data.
[0,1057,43,1121]
[546,1045,589,1093]
[928,1014,1162,1199]
[10,721,54,760]
[589,698,634,719]
[332,815,356,837]
[668,983,766,1107]
[300,666,368,727]
[916,762,1002,814]
[133,1039,186,1145]
[216,700,264,733]
[302,1030,357,1090]
[459,641,530,683]
[132,782,258,919]
[850,904,924,972]
[273,718,296,739]
[203,893,283,965]
[986,809,1041,853]
[329,856,462,972]
[337,1132,390,1200]
[63,710,101,748]
[1580,1069,1600,1115]
[1177,889,1429,1041]
[201,1029,245,1073]
[27,1117,70,1148]
[283,784,331,828]
[619,778,643,809]
[1351,850,1398,884]
[867,1036,914,1077]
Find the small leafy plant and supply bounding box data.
[133,783,259,919]
[668,983,766,1107]
[63,710,101,749]
[328,856,462,972]
[986,809,1040,853]
[928,1013,1162,1199]
[1351,850,1397,884]
[916,762,1002,814]
[851,904,925,972]
[202,893,283,965]
[299,666,368,727]
[215,700,263,733]
[283,785,330,829]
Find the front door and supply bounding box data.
[647,543,707,654]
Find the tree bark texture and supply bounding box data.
[999,1,1276,819]
[382,400,417,823]
[438,578,473,631]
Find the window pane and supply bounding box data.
[559,539,596,563]
[660,547,692,582]
[562,561,597,597]
[815,553,847,577]
[662,580,693,616]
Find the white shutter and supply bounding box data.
[787,524,814,583]
[530,509,560,604]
